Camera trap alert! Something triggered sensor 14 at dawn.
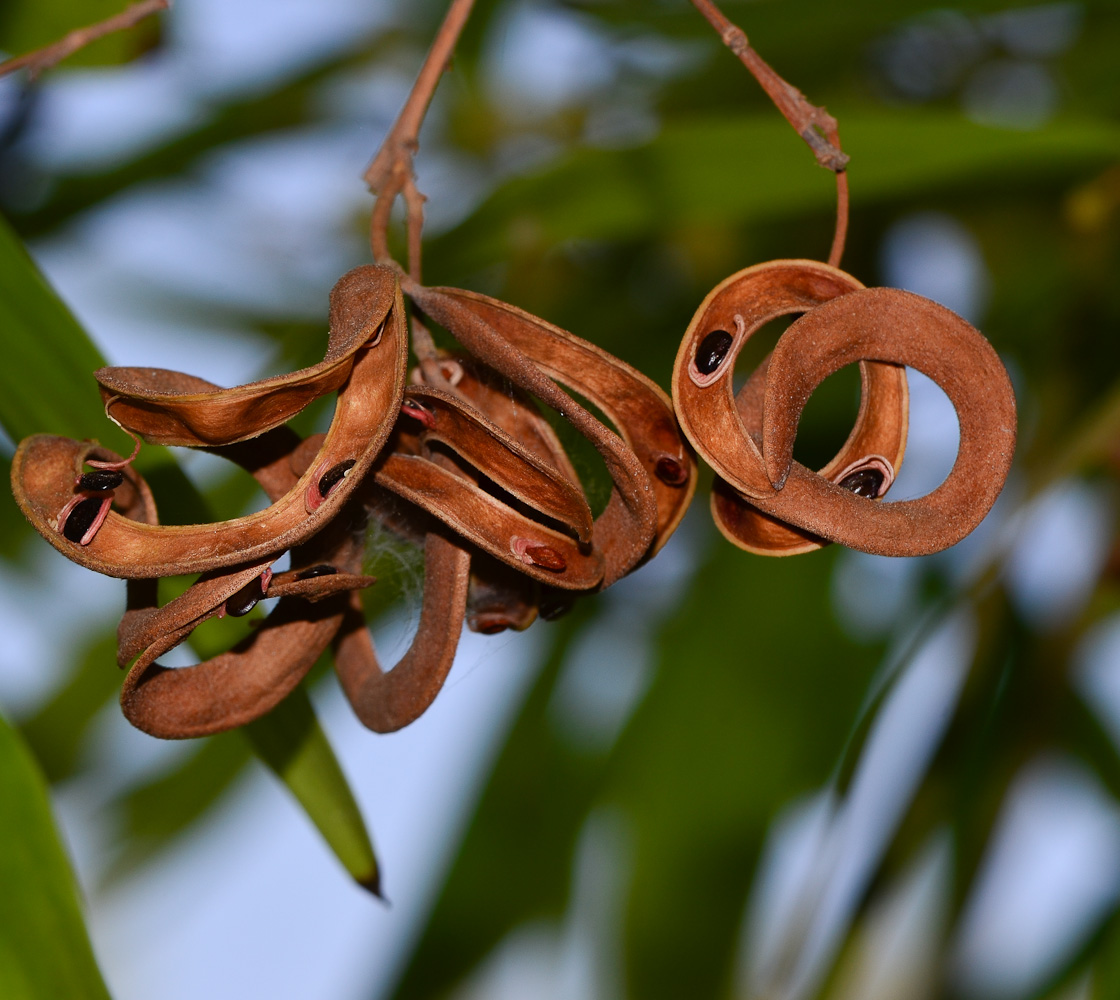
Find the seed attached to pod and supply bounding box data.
[695,329,733,376]
[225,578,265,617]
[839,468,885,497]
[655,455,689,486]
[831,456,894,501]
[318,460,356,498]
[522,543,566,572]
[295,564,338,579]
[77,469,124,491]
[400,399,436,429]
[61,496,107,543]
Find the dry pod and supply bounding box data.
[12,266,408,579]
[404,281,695,586]
[673,261,1015,557]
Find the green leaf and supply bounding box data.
[430,112,1120,274]
[0,212,112,446]
[0,710,112,1000]
[392,607,605,999]
[18,631,120,784]
[244,684,381,896]
[0,211,207,527]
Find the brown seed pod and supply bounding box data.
[404,281,694,586]
[332,526,471,734]
[674,263,1015,558]
[678,260,909,556]
[749,287,1015,555]
[394,383,593,543]
[94,266,397,447]
[12,267,409,578]
[114,427,378,739]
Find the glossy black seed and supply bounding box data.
[78,470,124,491]
[296,564,338,580]
[838,468,885,498]
[318,460,356,498]
[62,497,103,542]
[225,580,263,618]
[695,329,733,375]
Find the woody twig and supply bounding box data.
[690,0,849,266]
[0,0,169,82]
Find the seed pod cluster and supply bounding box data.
[10,264,697,738]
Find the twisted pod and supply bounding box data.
[672,260,1015,556]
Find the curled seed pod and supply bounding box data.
[675,260,911,556]
[334,532,471,734]
[404,282,695,585]
[119,494,377,740]
[673,260,897,501]
[13,268,409,579]
[377,450,605,590]
[394,384,594,543]
[94,266,397,447]
[705,286,1014,557]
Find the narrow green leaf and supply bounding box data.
[0,212,111,446]
[244,684,381,896]
[0,711,112,1000]
[392,608,602,999]
[0,211,208,523]
[431,112,1120,274]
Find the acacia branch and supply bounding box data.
[690,0,849,265]
[0,0,169,82]
[364,0,476,283]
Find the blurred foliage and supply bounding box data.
[0,712,111,999]
[2,0,1120,999]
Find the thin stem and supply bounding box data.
[690,0,849,265]
[828,146,849,268]
[0,0,169,81]
[364,0,476,281]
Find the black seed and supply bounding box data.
[62,497,103,542]
[655,456,688,486]
[225,580,263,618]
[839,468,885,498]
[318,460,356,498]
[79,470,124,491]
[695,329,733,376]
[296,564,338,580]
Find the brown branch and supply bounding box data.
[0,0,169,82]
[690,0,849,265]
[364,0,476,281]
